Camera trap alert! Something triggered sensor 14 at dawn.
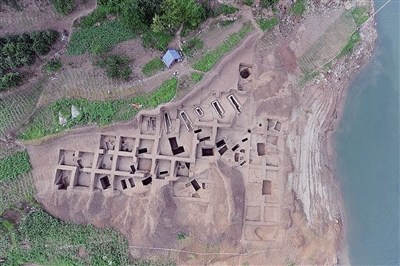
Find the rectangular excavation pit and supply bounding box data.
[266,154,279,167]
[218,145,228,155]
[77,151,94,168]
[120,136,135,152]
[100,135,117,150]
[116,155,134,172]
[96,154,113,170]
[54,169,73,190]
[179,110,193,131]
[137,139,155,155]
[216,139,226,148]
[142,176,152,186]
[175,161,190,177]
[141,115,157,135]
[227,94,242,113]
[59,149,76,166]
[211,100,225,118]
[114,175,133,191]
[202,148,214,157]
[246,205,261,222]
[194,106,204,117]
[75,171,91,188]
[163,112,172,133]
[266,135,278,146]
[257,143,266,156]
[274,121,281,132]
[156,159,171,179]
[94,174,111,190]
[191,180,201,191]
[264,206,279,223]
[137,158,152,172]
[262,180,272,195]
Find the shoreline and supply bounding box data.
[324,0,378,263]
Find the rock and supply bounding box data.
[59,112,67,126]
[71,105,80,119]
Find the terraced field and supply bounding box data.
[298,11,357,73]
[0,85,43,139]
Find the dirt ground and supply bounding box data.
[23,0,378,265]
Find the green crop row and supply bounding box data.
[67,20,135,55]
[0,151,31,182]
[20,78,178,140]
[192,24,253,72]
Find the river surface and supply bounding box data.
[335,0,399,265]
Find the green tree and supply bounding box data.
[260,0,278,8]
[152,0,205,33]
[0,72,21,90]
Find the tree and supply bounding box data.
[0,72,21,90]
[260,0,278,8]
[151,0,205,33]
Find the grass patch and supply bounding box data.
[191,72,203,83]
[49,0,75,15]
[182,37,204,57]
[338,31,361,58]
[0,151,31,182]
[67,20,135,55]
[78,5,108,28]
[19,78,178,140]
[2,209,132,265]
[299,70,319,86]
[96,55,132,80]
[142,31,173,51]
[142,58,165,77]
[258,17,278,31]
[214,4,238,16]
[292,0,305,16]
[193,24,253,72]
[351,6,369,26]
[44,59,62,72]
[243,0,254,6]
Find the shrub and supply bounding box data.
[142,31,173,51]
[214,4,238,16]
[142,58,164,76]
[0,30,58,71]
[338,31,361,58]
[44,59,62,72]
[351,6,369,26]
[96,55,131,80]
[67,20,135,55]
[78,6,108,28]
[0,151,31,181]
[292,0,305,16]
[258,17,278,31]
[49,0,75,15]
[260,0,278,8]
[182,37,204,57]
[191,72,203,83]
[243,0,254,6]
[0,72,21,90]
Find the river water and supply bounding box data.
[335,0,399,265]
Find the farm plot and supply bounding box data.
[38,65,141,105]
[298,11,356,73]
[0,84,43,138]
[20,78,178,140]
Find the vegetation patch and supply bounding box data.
[191,72,203,83]
[182,37,204,57]
[258,17,278,31]
[338,31,361,58]
[67,20,135,55]
[0,151,31,182]
[351,6,369,26]
[2,209,132,265]
[44,59,62,72]
[292,0,305,16]
[49,0,75,15]
[96,55,132,80]
[299,70,320,86]
[193,24,253,72]
[20,78,178,140]
[214,4,238,16]
[142,58,165,77]
[260,0,278,8]
[242,0,254,6]
[142,31,173,51]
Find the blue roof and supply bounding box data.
[162,49,182,67]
